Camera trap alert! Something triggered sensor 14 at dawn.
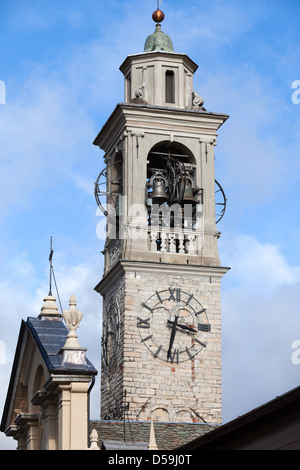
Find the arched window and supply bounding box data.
[165,70,175,103]
[109,151,123,236]
[152,407,169,422]
[32,365,45,399]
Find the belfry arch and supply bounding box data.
[146,141,201,238]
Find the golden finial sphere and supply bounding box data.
[152,9,165,23]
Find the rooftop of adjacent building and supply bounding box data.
[90,419,217,450]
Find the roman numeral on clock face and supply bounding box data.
[141,335,153,343]
[185,347,193,360]
[169,349,179,363]
[186,294,193,305]
[198,323,211,332]
[154,345,162,358]
[195,308,206,316]
[137,317,150,328]
[142,302,153,312]
[168,287,181,302]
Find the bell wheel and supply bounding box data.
[94,161,122,223]
[215,180,227,224]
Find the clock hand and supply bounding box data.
[167,315,178,360]
[177,323,197,333]
[167,319,197,333]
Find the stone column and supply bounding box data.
[41,404,58,450]
[57,384,71,450]
[26,419,39,450]
[69,382,90,450]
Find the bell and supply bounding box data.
[151,179,168,204]
[182,182,197,205]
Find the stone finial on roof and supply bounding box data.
[38,295,61,321]
[62,294,82,349]
[88,429,100,450]
[61,295,87,365]
[148,417,158,450]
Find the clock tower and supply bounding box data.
[94,9,229,425]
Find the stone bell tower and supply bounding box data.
[94,8,229,425]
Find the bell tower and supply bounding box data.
[94,9,229,425]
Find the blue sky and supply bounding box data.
[1,0,300,449]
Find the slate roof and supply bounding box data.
[90,420,218,450]
[102,440,149,450]
[26,317,97,374]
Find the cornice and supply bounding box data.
[93,102,229,152]
[95,259,230,295]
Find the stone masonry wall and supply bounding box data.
[100,263,224,424]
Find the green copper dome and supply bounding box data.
[144,24,174,52]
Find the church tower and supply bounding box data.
[94,8,229,425]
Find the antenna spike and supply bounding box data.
[47,237,63,314]
[49,236,53,296]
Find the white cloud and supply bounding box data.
[72,174,96,198]
[197,66,291,208]
[6,0,94,31]
[168,0,266,52]
[0,75,96,217]
[220,233,300,293]
[219,233,300,422]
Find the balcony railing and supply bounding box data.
[149,228,199,255]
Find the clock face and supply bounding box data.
[101,297,120,370]
[137,288,211,363]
